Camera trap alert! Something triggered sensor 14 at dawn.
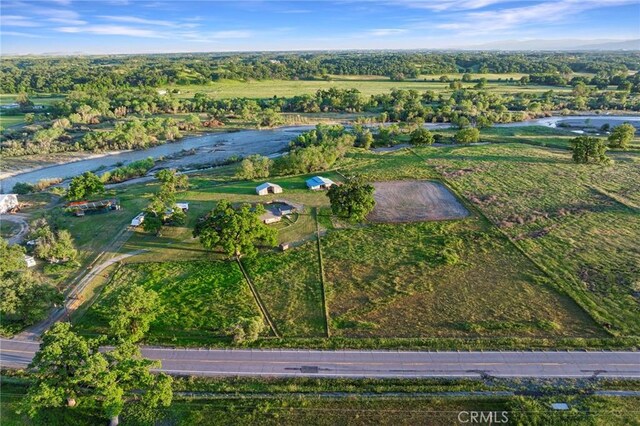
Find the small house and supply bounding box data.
[306,176,335,191]
[131,212,145,227]
[256,182,283,196]
[24,255,36,268]
[176,202,189,212]
[0,194,19,214]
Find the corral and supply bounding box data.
[368,180,469,223]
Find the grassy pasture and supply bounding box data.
[242,242,326,337]
[421,143,640,335]
[322,219,601,338]
[74,260,262,344]
[170,77,571,100]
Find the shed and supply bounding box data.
[24,255,36,268]
[306,176,335,191]
[176,202,189,212]
[0,194,19,214]
[131,212,145,227]
[256,182,283,196]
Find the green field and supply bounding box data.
[74,260,262,343]
[422,143,640,335]
[171,76,572,100]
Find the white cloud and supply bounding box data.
[435,0,640,34]
[367,28,407,36]
[56,25,163,38]
[1,15,39,27]
[1,30,44,38]
[99,15,175,27]
[394,0,508,11]
[208,30,253,39]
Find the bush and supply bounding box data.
[12,182,34,194]
[454,128,480,144]
[571,136,610,164]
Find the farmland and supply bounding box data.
[170,74,574,100]
[61,129,640,348]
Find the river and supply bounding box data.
[1,115,638,193]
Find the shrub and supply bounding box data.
[454,128,480,144]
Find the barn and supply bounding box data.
[306,176,335,191]
[0,194,19,214]
[256,182,283,196]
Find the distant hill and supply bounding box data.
[465,38,640,51]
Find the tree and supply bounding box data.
[34,228,77,264]
[571,136,610,164]
[608,123,634,150]
[23,323,172,426]
[409,127,434,145]
[236,154,272,180]
[109,285,160,343]
[326,176,376,223]
[0,238,61,327]
[144,169,189,235]
[24,113,35,124]
[454,128,480,144]
[67,172,104,200]
[16,92,33,108]
[193,200,277,258]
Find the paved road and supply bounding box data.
[2,339,638,379]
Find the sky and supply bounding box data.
[1,0,639,55]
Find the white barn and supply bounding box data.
[0,194,19,214]
[256,182,283,196]
[306,176,335,191]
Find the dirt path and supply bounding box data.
[15,248,144,341]
[1,213,29,244]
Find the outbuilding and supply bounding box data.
[306,176,335,191]
[24,255,36,268]
[256,182,283,196]
[176,202,189,212]
[131,212,145,227]
[0,194,19,214]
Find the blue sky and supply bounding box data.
[1,0,639,54]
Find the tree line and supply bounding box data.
[2,52,639,93]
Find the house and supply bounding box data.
[256,182,283,196]
[176,202,189,212]
[131,213,145,227]
[306,176,335,191]
[0,194,19,214]
[24,255,36,268]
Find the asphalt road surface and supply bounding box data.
[2,339,639,379]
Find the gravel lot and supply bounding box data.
[368,180,469,223]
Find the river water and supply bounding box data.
[1,115,638,193]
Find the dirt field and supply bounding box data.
[368,180,469,223]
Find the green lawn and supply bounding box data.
[74,260,262,344]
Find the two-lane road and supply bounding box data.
[2,339,639,378]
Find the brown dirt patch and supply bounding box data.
[368,180,470,223]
